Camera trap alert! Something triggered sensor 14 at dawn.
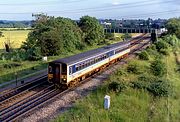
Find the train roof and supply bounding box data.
[52,41,130,65]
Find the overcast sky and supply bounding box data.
[0,0,179,20]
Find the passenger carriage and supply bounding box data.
[48,41,131,88]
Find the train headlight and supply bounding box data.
[48,74,53,79]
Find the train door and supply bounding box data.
[54,64,61,84]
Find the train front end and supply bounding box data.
[48,62,67,88]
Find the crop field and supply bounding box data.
[0,30,30,49]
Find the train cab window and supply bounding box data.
[49,66,53,73]
[69,67,73,75]
[56,67,59,74]
[61,63,67,75]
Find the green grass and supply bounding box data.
[0,60,47,84]
[0,30,30,49]
[54,45,180,122]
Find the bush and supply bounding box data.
[150,59,166,76]
[3,63,21,69]
[159,49,169,55]
[138,51,149,60]
[108,81,127,93]
[132,74,156,90]
[127,62,142,74]
[105,33,114,40]
[0,51,22,61]
[132,80,149,89]
[147,79,172,97]
[149,44,157,51]
[114,68,127,76]
[155,40,168,51]
[138,74,157,83]
[122,33,132,40]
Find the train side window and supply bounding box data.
[76,66,78,71]
[69,67,73,75]
[79,64,82,70]
[83,63,85,69]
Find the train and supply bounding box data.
[48,34,149,88]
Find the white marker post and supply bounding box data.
[104,95,110,110]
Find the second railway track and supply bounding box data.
[0,75,47,102]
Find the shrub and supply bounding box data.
[3,63,21,69]
[159,49,169,55]
[138,74,157,83]
[127,62,142,74]
[150,59,166,76]
[147,79,172,97]
[108,81,127,93]
[149,44,157,51]
[132,80,149,89]
[0,51,22,61]
[155,40,168,51]
[114,68,127,76]
[132,74,156,89]
[138,51,149,60]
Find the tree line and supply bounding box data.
[0,20,31,28]
[1,16,179,61]
[20,14,104,60]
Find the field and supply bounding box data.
[0,30,30,49]
[55,44,180,121]
[114,33,142,38]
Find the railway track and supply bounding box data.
[0,85,56,122]
[0,81,49,111]
[0,35,151,122]
[0,75,47,102]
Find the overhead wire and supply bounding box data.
[109,9,180,19]
[44,0,178,14]
[0,0,179,19]
[0,0,89,6]
[0,0,177,15]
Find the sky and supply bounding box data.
[0,0,179,20]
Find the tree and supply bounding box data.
[166,18,180,39]
[78,16,104,45]
[150,59,166,76]
[155,40,168,51]
[22,14,83,57]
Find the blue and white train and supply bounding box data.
[48,34,148,88]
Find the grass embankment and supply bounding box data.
[0,30,30,49]
[55,40,180,121]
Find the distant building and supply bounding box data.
[101,22,112,28]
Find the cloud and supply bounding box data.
[112,0,120,5]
